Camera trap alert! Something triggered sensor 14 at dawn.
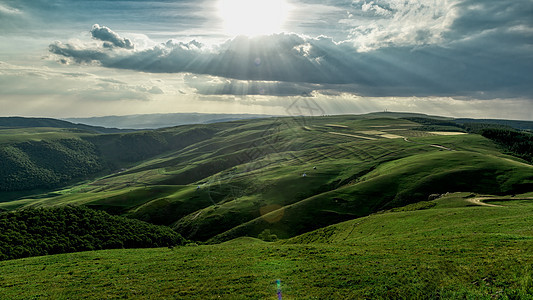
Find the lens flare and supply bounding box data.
[276,279,282,299]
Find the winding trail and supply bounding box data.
[328,131,376,140]
[466,197,533,207]
[465,198,502,207]
[403,137,454,151]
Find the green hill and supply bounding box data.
[206,150,533,243]
[0,194,531,299]
[0,124,217,200]
[0,116,127,134]
[0,113,532,298]
[1,114,531,243]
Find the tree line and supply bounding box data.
[481,128,533,162]
[0,206,187,261]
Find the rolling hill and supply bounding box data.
[0,116,128,134]
[1,193,531,298]
[64,113,277,129]
[1,113,532,244]
[0,122,218,200]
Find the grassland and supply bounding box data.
[0,124,217,199]
[0,127,92,144]
[1,113,532,298]
[2,114,532,243]
[1,194,531,299]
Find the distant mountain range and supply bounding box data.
[64,113,277,129]
[3,113,533,132]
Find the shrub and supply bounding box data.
[258,229,278,242]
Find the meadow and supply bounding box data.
[0,193,531,299]
[1,113,532,298]
[2,114,532,243]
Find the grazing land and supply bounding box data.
[2,114,531,243]
[0,194,531,299]
[0,113,532,298]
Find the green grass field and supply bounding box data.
[2,115,532,243]
[1,194,531,299]
[0,127,92,144]
[1,114,532,298]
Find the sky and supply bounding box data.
[0,0,532,119]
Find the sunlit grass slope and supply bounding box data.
[2,114,532,242]
[207,150,533,242]
[1,195,531,299]
[0,125,217,200]
[0,127,92,144]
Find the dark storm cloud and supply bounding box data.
[49,33,533,99]
[49,34,357,83]
[446,0,533,39]
[91,24,134,49]
[49,42,110,64]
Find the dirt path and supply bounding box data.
[429,144,454,151]
[465,198,502,207]
[325,124,349,128]
[403,137,454,151]
[466,197,533,207]
[328,132,376,140]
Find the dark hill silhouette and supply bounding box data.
[0,117,129,134]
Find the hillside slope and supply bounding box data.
[65,113,276,129]
[2,114,532,242]
[0,117,127,134]
[0,123,218,199]
[0,194,531,299]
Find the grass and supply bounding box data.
[0,127,91,144]
[1,113,531,298]
[206,149,533,242]
[2,115,532,243]
[1,195,531,299]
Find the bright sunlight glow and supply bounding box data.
[217,0,290,36]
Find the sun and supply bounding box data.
[217,0,290,36]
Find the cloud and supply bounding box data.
[0,3,26,33]
[0,0,217,41]
[0,61,161,101]
[49,30,533,100]
[184,75,317,97]
[49,34,356,83]
[361,1,393,17]
[46,0,533,100]
[0,4,21,15]
[446,0,533,39]
[91,24,134,49]
[49,42,110,64]
[342,0,458,50]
